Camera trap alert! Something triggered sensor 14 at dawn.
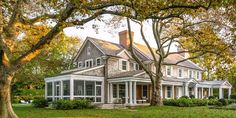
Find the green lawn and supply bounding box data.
[14,104,236,118]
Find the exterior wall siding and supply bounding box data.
[76,41,104,68]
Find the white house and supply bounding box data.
[44,30,232,105]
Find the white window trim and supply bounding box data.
[196,71,200,80]
[78,61,83,68]
[85,59,93,68]
[166,66,172,77]
[96,57,101,66]
[177,68,183,78]
[188,70,193,79]
[120,59,129,71]
[133,63,139,70]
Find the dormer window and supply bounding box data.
[96,58,101,66]
[122,60,127,70]
[178,68,183,78]
[197,71,200,79]
[166,66,172,76]
[189,70,192,78]
[85,59,93,68]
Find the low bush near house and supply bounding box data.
[32,98,48,108]
[218,99,229,106]
[52,99,92,110]
[180,96,189,99]
[230,94,236,99]
[208,99,218,105]
[208,96,216,99]
[191,99,208,106]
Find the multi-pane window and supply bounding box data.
[63,80,70,96]
[167,86,172,98]
[47,82,52,96]
[122,60,127,70]
[166,66,172,76]
[86,59,93,68]
[78,62,83,68]
[74,80,84,95]
[142,85,148,97]
[87,46,91,56]
[119,85,125,98]
[189,70,193,78]
[86,81,95,96]
[197,71,200,79]
[96,58,101,66]
[178,69,183,78]
[74,80,102,103]
[54,81,61,96]
[113,84,117,98]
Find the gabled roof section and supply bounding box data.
[108,70,144,79]
[73,37,105,61]
[88,37,124,56]
[134,42,203,71]
[78,37,202,70]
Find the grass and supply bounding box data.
[14,104,236,118]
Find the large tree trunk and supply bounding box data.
[150,76,163,106]
[0,73,18,118]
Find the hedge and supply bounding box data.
[32,97,48,108]
[163,98,236,107]
[52,99,92,110]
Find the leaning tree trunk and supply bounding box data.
[150,76,163,106]
[0,73,18,118]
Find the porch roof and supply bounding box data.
[108,70,145,79]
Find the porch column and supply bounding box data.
[45,82,47,99]
[129,81,133,104]
[184,83,189,97]
[211,88,213,97]
[172,85,175,99]
[125,81,128,104]
[219,87,223,99]
[107,83,110,103]
[70,78,74,100]
[109,82,113,103]
[133,81,137,104]
[201,87,204,99]
[52,81,55,101]
[194,85,198,99]
[208,87,211,97]
[160,84,163,99]
[117,83,119,99]
[228,88,231,99]
[60,81,63,99]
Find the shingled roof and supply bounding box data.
[87,37,202,71]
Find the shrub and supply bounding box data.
[32,98,48,108]
[189,95,195,99]
[191,99,208,106]
[180,96,189,99]
[73,99,91,109]
[163,99,177,106]
[218,99,229,106]
[208,99,218,105]
[52,99,74,110]
[230,94,236,99]
[208,96,216,99]
[227,99,236,104]
[52,99,92,110]
[177,98,193,107]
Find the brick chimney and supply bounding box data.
[119,30,134,49]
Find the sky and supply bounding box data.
[63,14,177,52]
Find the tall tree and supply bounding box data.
[126,1,235,106]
